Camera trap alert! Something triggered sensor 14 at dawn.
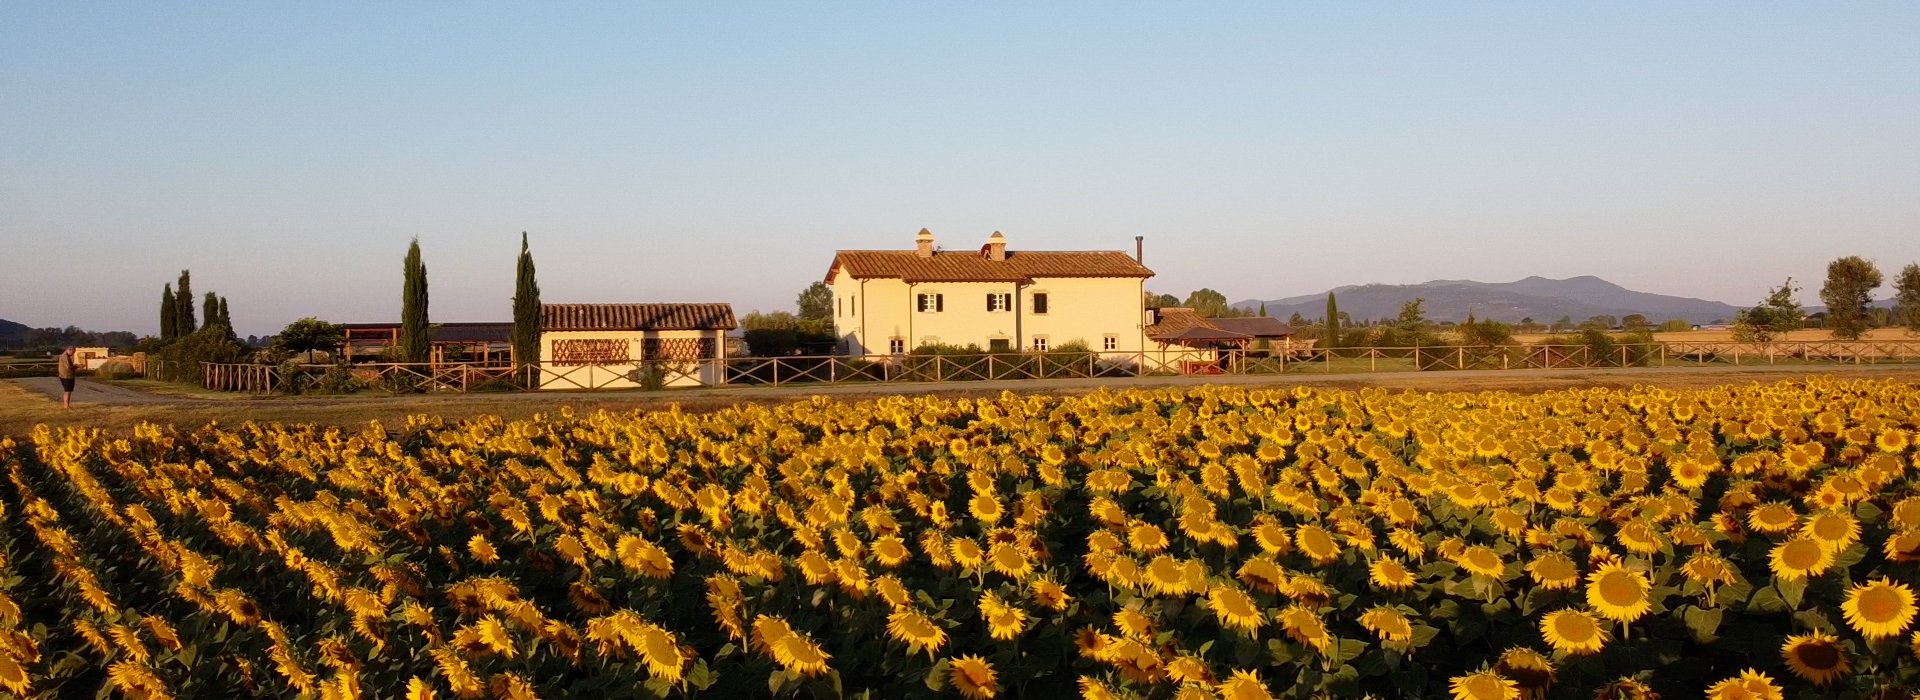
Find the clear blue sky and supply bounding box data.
[3,3,1916,336]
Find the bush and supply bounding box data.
[149,327,250,384]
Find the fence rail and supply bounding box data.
[185,339,1920,395]
[0,361,57,379]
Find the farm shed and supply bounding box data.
[539,303,737,389]
[340,322,515,365]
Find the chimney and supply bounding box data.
[1134,236,1143,264]
[915,228,935,258]
[985,231,1007,261]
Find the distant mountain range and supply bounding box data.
[1235,276,1743,325]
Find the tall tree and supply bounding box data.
[1819,256,1883,340]
[797,282,833,322]
[400,239,431,362]
[511,232,541,366]
[1258,302,1268,317]
[175,270,197,335]
[1324,293,1340,348]
[218,296,231,330]
[1183,288,1232,317]
[160,284,178,340]
[273,318,346,363]
[1894,264,1920,334]
[203,291,221,330]
[1732,278,1802,343]
[1395,298,1427,334]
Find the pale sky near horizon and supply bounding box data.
[3,3,1917,337]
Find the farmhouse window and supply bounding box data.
[1031,336,1049,352]
[989,338,1011,352]
[987,293,1011,312]
[889,338,905,354]
[917,293,944,312]
[1103,335,1118,351]
[1032,293,1050,314]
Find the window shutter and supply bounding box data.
[1034,293,1049,314]
[935,294,944,312]
[986,294,994,311]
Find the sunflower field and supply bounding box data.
[2,378,1919,699]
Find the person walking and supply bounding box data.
[56,346,77,409]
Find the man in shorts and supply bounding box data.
[56,346,76,409]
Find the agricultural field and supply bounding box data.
[1,379,1918,699]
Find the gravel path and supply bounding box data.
[9,377,177,405]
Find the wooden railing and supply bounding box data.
[191,340,1920,395]
[0,361,57,379]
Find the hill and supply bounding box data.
[0,319,29,348]
[1237,276,1742,325]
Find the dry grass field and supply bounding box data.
[1508,327,1917,345]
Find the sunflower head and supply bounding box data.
[1780,631,1849,686]
[1842,578,1918,640]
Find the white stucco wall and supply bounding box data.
[831,271,1147,356]
[537,329,727,389]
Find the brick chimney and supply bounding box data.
[984,231,1007,261]
[915,228,935,258]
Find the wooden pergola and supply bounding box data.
[340,323,516,366]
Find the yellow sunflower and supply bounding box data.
[1584,563,1652,623]
[1492,648,1555,700]
[1449,669,1517,700]
[1746,503,1799,535]
[1525,552,1580,591]
[1357,606,1414,649]
[1215,669,1274,700]
[1768,537,1834,581]
[948,655,999,699]
[886,609,947,656]
[1801,510,1861,551]
[1206,586,1264,635]
[978,592,1028,641]
[1277,605,1331,654]
[1369,556,1418,592]
[1704,669,1782,700]
[1539,609,1607,655]
[1841,578,1917,639]
[1455,546,1505,579]
[1779,631,1849,686]
[1295,525,1342,566]
[1029,577,1072,611]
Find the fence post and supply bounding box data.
[1620,346,1627,367]
[1413,347,1420,370]
[772,359,780,387]
[987,354,996,381]
[1370,349,1377,372]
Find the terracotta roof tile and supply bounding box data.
[1146,310,1295,342]
[828,249,1153,284]
[541,303,737,332]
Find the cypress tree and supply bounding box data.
[511,232,542,366]
[400,239,430,363]
[1258,302,1268,317]
[175,270,197,334]
[1324,292,1340,348]
[203,291,221,330]
[218,296,231,330]
[161,284,178,340]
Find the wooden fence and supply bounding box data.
[193,340,1920,395]
[0,360,57,379]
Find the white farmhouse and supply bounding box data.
[824,230,1155,355]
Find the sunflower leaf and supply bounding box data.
[1776,576,1808,609]
[1747,585,1788,613]
[1681,605,1723,643]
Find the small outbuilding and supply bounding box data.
[539,303,737,389]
